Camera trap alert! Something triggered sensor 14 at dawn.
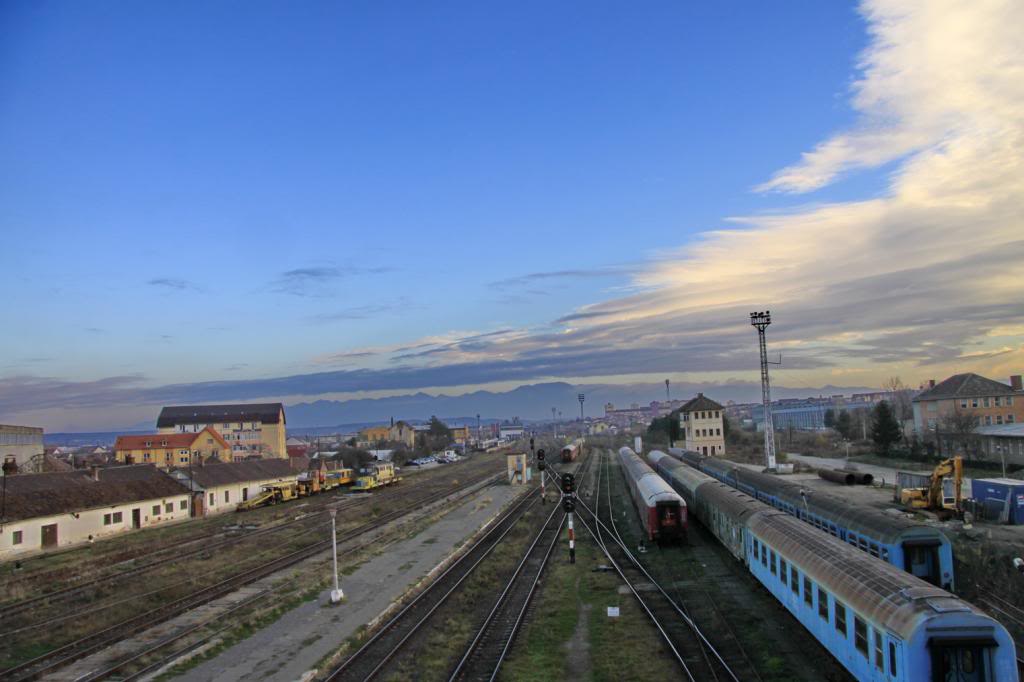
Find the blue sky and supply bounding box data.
[3,1,1022,430]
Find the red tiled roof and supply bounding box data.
[115,427,228,451]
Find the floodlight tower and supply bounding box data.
[665,378,670,402]
[750,311,777,471]
[578,393,585,421]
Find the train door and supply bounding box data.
[930,642,993,682]
[656,502,679,540]
[904,542,940,586]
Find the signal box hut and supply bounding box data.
[506,453,531,485]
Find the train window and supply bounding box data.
[874,631,884,671]
[761,544,767,566]
[888,641,897,676]
[769,550,777,575]
[818,589,829,621]
[870,543,880,557]
[858,538,868,551]
[803,576,813,606]
[779,559,788,585]
[753,538,759,556]
[881,548,890,561]
[854,617,868,657]
[835,601,847,636]
[790,568,800,595]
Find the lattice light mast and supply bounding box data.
[578,393,585,421]
[750,311,777,471]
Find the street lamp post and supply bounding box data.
[552,407,558,439]
[329,508,344,603]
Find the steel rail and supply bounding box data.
[0,471,502,682]
[447,503,564,682]
[323,488,540,682]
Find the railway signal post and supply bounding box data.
[328,507,344,604]
[562,472,576,564]
[537,449,546,502]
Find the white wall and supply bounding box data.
[0,493,191,560]
[201,475,297,515]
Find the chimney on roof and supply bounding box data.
[3,456,18,476]
[928,379,935,388]
[1012,375,1023,391]
[697,392,704,398]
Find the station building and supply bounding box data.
[157,403,287,459]
[168,458,306,516]
[0,465,190,559]
[113,427,230,469]
[679,393,726,456]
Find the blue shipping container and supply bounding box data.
[971,478,1024,525]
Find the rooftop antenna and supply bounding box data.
[750,311,781,471]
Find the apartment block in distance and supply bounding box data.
[912,373,1023,433]
[679,393,726,456]
[157,403,287,459]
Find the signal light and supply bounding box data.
[562,496,575,513]
[561,473,574,495]
[537,449,545,471]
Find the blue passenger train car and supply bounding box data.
[668,448,955,590]
[648,451,1018,682]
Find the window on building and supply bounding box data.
[790,567,799,595]
[103,513,112,525]
[836,601,847,636]
[803,576,813,606]
[1008,396,1014,406]
[818,588,829,620]
[145,440,152,447]
[13,530,23,544]
[152,504,160,516]
[716,428,721,436]
[180,500,188,510]
[983,397,991,408]
[995,396,1003,407]
[985,416,992,426]
[209,492,215,506]
[960,400,968,409]
[854,617,868,656]
[972,398,979,408]
[996,415,1004,425]
[224,490,230,503]
[164,502,173,513]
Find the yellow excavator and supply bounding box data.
[900,456,963,516]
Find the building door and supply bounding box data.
[242,487,248,502]
[41,524,58,548]
[132,508,141,529]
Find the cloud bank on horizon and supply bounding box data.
[3,0,1023,431]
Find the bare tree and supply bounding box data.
[938,409,980,460]
[883,376,913,441]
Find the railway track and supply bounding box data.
[976,589,1024,673]
[323,488,541,681]
[447,502,564,681]
[554,451,743,682]
[0,468,504,682]
[603,452,763,682]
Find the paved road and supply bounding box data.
[171,484,519,682]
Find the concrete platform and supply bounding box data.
[167,483,519,682]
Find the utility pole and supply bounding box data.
[750,311,778,471]
[476,414,481,447]
[665,378,670,402]
[329,507,344,603]
[552,407,558,439]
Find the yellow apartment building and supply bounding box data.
[115,427,230,469]
[157,403,287,459]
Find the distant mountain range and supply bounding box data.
[283,380,880,429]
